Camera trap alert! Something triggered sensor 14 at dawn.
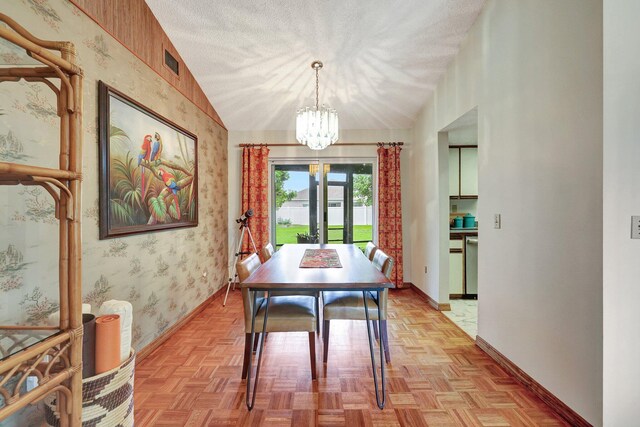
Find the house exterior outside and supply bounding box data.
[277,187,373,226]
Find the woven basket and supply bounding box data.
[44,349,135,427]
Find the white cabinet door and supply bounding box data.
[460,147,478,197]
[449,148,460,197]
[449,239,463,249]
[449,251,464,295]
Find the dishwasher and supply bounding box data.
[465,236,478,297]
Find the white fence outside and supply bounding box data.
[276,206,373,226]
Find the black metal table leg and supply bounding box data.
[246,290,270,410]
[363,290,386,409]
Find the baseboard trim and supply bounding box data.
[137,286,226,362]
[475,336,591,427]
[409,283,451,311]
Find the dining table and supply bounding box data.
[241,243,393,410]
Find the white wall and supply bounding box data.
[408,1,602,424]
[447,125,477,145]
[603,0,640,424]
[227,129,412,279]
[450,199,477,218]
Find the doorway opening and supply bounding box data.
[440,108,479,339]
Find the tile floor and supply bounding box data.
[443,299,478,339]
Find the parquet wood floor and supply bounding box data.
[134,289,568,426]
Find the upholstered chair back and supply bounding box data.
[237,253,262,330]
[364,242,377,261]
[260,243,275,262]
[372,250,390,274]
[237,253,261,282]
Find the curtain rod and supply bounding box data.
[238,142,404,147]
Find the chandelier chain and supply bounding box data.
[315,66,319,110]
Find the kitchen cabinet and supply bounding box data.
[449,145,478,198]
[449,250,464,296]
[460,147,478,196]
[449,231,478,298]
[448,148,460,197]
[449,238,464,296]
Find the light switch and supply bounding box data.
[632,216,640,239]
[494,214,501,229]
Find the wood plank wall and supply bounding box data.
[69,0,225,129]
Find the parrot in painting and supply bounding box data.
[158,168,179,194]
[158,168,181,219]
[138,134,153,200]
[138,134,152,165]
[150,132,163,164]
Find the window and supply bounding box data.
[271,160,375,250]
[272,163,319,247]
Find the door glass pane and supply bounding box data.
[352,166,374,250]
[323,163,373,250]
[326,180,346,244]
[273,164,319,247]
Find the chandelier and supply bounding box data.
[296,60,339,150]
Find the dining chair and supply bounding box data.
[364,241,377,261]
[322,249,394,363]
[260,242,274,262]
[237,253,318,380]
[260,243,320,334]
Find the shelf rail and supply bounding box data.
[0,12,83,426]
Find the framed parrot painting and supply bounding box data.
[98,82,198,239]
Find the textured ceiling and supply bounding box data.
[146,0,485,131]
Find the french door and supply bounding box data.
[271,159,376,250]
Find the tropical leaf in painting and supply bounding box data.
[112,153,143,210]
[176,132,191,171]
[112,152,138,185]
[110,199,135,225]
[177,187,189,214]
[148,194,167,222]
[151,178,168,198]
[168,197,180,220]
[172,170,185,182]
[142,169,153,202]
[109,125,132,153]
[171,173,194,218]
[187,198,197,221]
[110,125,128,138]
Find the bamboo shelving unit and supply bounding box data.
[0,13,83,425]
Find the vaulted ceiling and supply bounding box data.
[146,0,484,131]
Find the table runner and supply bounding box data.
[299,248,342,268]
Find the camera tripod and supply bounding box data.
[223,214,258,306]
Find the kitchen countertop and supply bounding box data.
[450,228,478,236]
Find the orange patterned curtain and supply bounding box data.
[241,146,270,255]
[377,145,404,288]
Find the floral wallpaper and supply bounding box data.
[1,0,228,357]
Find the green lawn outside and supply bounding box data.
[275,225,373,250]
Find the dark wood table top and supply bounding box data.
[241,244,393,290]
